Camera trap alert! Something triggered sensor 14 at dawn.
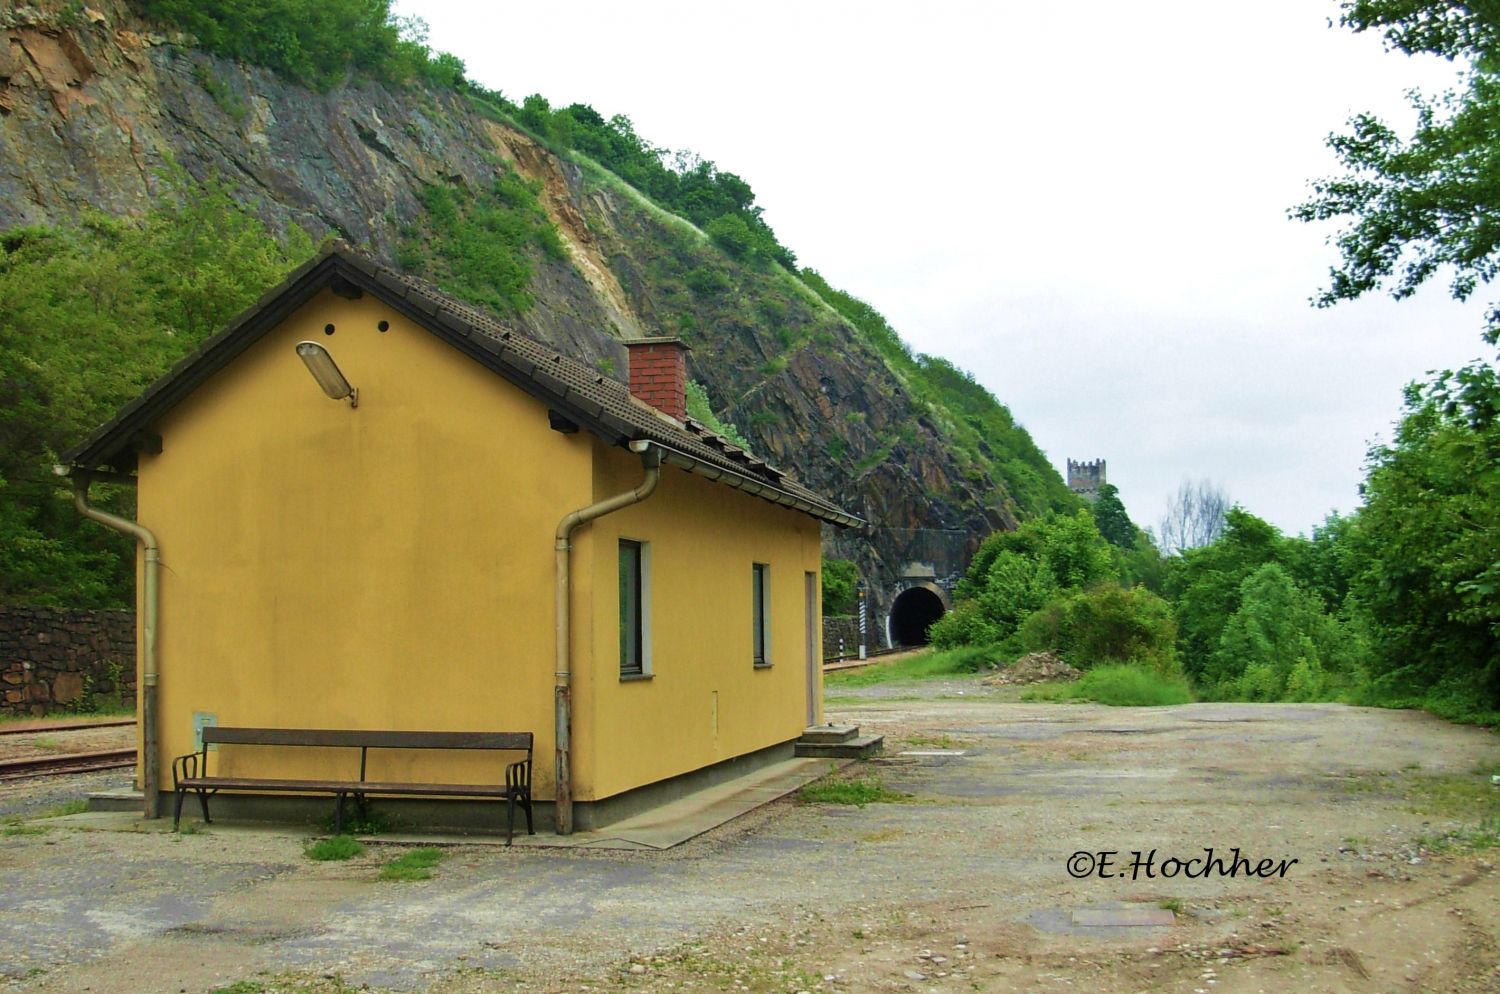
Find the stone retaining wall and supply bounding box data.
[0,607,135,717]
[823,615,866,659]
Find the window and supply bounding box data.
[752,562,771,667]
[619,540,647,677]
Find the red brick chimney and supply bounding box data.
[624,337,690,421]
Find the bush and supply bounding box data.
[940,511,1118,651]
[1017,585,1179,675]
[929,600,1000,650]
[820,558,858,615]
[684,380,751,449]
[1205,563,1349,700]
[705,213,757,259]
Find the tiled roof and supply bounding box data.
[62,244,862,528]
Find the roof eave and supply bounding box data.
[653,445,864,528]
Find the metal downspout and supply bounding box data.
[554,441,661,835]
[71,473,161,819]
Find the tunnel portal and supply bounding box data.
[888,586,946,646]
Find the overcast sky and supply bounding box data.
[393,0,1491,538]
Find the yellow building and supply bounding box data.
[61,245,860,833]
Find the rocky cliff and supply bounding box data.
[1,0,1065,626]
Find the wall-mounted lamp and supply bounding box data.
[295,341,358,408]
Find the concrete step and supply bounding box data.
[795,735,884,760]
[798,724,859,744]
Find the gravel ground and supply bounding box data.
[2,682,1498,994]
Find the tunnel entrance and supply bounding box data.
[889,586,946,646]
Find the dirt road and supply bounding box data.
[2,686,1497,994]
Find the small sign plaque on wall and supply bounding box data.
[193,711,217,751]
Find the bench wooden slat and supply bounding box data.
[180,776,511,797]
[202,727,531,751]
[178,776,367,792]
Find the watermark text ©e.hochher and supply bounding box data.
[1066,848,1298,880]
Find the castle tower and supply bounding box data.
[1066,459,1105,502]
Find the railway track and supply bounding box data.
[824,645,923,671]
[0,717,135,737]
[0,748,136,781]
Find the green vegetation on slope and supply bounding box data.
[128,0,466,91]
[397,169,566,315]
[507,97,798,271]
[799,270,1076,518]
[0,174,315,608]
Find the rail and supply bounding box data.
[0,717,135,737]
[824,645,923,671]
[0,748,136,781]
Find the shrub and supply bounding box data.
[821,558,858,615]
[1206,563,1346,700]
[684,266,730,296]
[929,600,1000,650]
[705,213,757,259]
[684,380,751,449]
[1017,585,1179,675]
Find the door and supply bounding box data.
[804,571,818,726]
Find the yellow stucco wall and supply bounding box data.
[579,445,824,801]
[138,290,594,794]
[134,287,824,808]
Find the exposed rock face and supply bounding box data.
[0,1,1048,630]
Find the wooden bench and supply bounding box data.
[171,727,533,843]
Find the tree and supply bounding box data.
[1158,478,1229,554]
[1091,482,1136,547]
[1292,1,1500,342]
[0,174,314,607]
[820,558,859,616]
[1350,368,1500,710]
[1165,508,1287,678]
[1206,563,1343,701]
[934,510,1116,650]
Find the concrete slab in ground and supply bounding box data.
[1072,906,1177,927]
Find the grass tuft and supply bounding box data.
[36,799,89,819]
[378,847,445,881]
[799,775,909,807]
[1022,664,1194,707]
[2,824,48,836]
[305,835,364,861]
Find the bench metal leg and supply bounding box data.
[334,792,347,835]
[196,789,212,824]
[506,796,515,845]
[173,788,185,829]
